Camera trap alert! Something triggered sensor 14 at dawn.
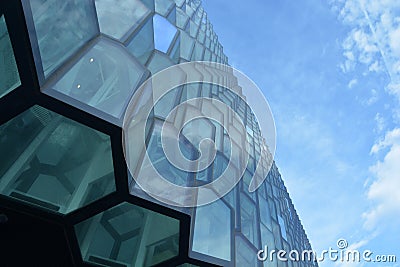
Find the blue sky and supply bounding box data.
[203,0,400,266]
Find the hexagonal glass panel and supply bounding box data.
[75,202,180,267]
[0,15,21,98]
[27,0,99,78]
[50,38,146,121]
[153,14,177,53]
[0,105,115,214]
[95,0,151,41]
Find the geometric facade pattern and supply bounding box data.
[0,1,317,266]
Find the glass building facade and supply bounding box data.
[0,1,317,266]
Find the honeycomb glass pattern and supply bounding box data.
[0,15,21,98]
[0,105,115,214]
[75,202,180,267]
[27,0,99,78]
[6,0,318,266]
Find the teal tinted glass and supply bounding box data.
[0,105,115,214]
[126,17,154,65]
[240,193,260,246]
[146,120,194,186]
[52,39,146,119]
[75,202,180,267]
[29,0,99,78]
[192,190,231,261]
[235,234,259,267]
[155,0,175,17]
[0,15,21,98]
[95,0,150,41]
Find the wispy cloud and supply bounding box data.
[348,78,358,88]
[331,0,400,250]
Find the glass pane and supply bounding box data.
[95,0,151,41]
[75,202,180,267]
[176,8,189,29]
[192,189,231,261]
[0,15,21,98]
[155,0,175,17]
[179,31,195,60]
[146,51,174,74]
[242,169,256,201]
[259,197,272,230]
[0,105,115,214]
[52,39,145,119]
[240,193,260,247]
[278,215,288,241]
[153,14,177,53]
[235,234,259,267]
[126,17,154,65]
[145,120,194,186]
[28,0,98,77]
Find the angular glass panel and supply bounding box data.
[153,14,177,53]
[95,0,150,41]
[240,193,260,247]
[179,31,195,61]
[0,15,21,98]
[155,0,175,17]
[261,226,278,267]
[278,215,288,241]
[235,234,259,267]
[174,0,186,8]
[145,120,195,186]
[51,39,146,119]
[75,202,180,267]
[213,152,229,180]
[176,8,190,29]
[259,197,272,231]
[169,35,181,63]
[153,86,180,119]
[192,189,231,261]
[28,0,98,78]
[0,105,115,214]
[242,169,256,201]
[146,51,174,74]
[126,17,154,65]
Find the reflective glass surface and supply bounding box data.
[52,39,146,119]
[29,0,98,77]
[75,202,180,267]
[192,190,231,261]
[235,234,259,267]
[153,14,177,53]
[0,15,20,98]
[127,17,154,65]
[0,105,115,214]
[95,0,151,41]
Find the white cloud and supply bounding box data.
[331,0,400,234]
[348,78,358,88]
[370,127,400,154]
[364,128,400,230]
[374,112,385,133]
[332,0,400,100]
[365,88,378,105]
